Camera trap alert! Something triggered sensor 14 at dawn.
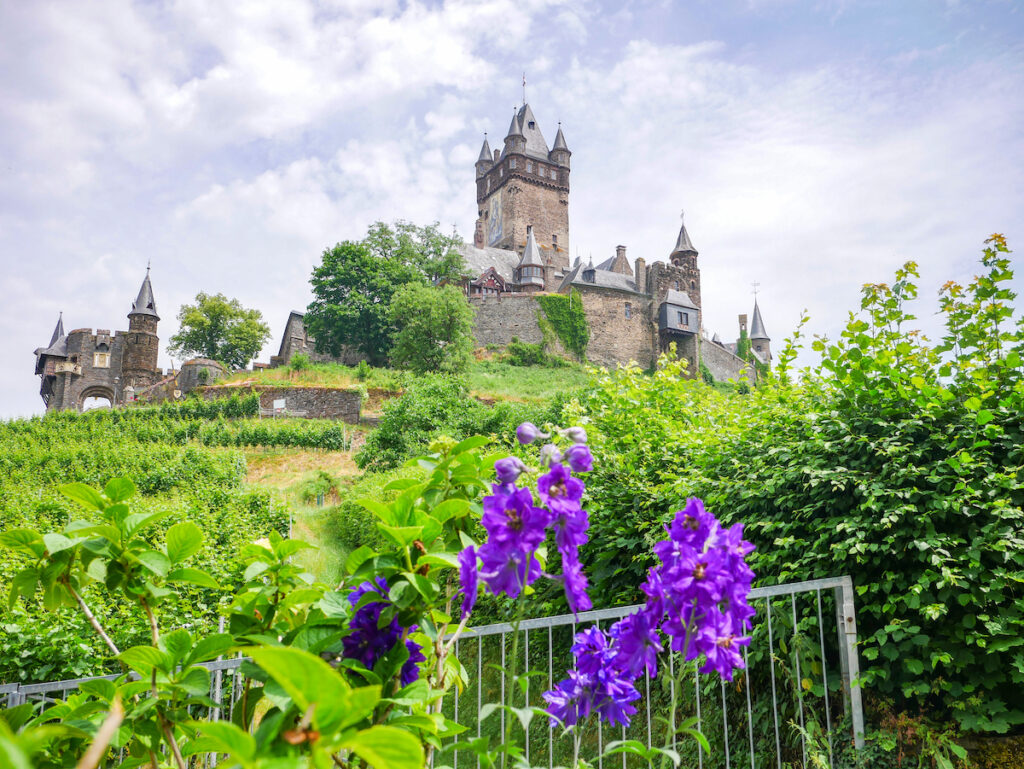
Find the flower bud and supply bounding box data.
[494,456,528,485]
[564,443,593,473]
[539,443,562,467]
[561,426,588,444]
[516,422,541,445]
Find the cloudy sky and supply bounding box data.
[2,0,1022,418]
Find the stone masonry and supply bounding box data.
[200,385,361,423]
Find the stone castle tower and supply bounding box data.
[473,103,571,272]
[34,270,163,412]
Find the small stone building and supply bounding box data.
[34,270,164,411]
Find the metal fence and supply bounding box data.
[1,576,863,768]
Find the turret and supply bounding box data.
[669,211,698,265]
[503,110,525,155]
[514,226,545,292]
[749,300,771,364]
[123,268,160,386]
[668,210,701,310]
[549,123,571,168]
[475,134,493,179]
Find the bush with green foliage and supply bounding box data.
[389,283,475,374]
[504,337,569,368]
[355,375,552,472]
[573,236,1024,733]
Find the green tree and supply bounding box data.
[305,222,466,366]
[389,284,475,374]
[168,292,271,370]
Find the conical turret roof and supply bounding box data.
[552,124,569,152]
[518,226,544,267]
[130,269,159,319]
[505,110,523,139]
[477,135,493,163]
[750,301,769,340]
[47,312,64,347]
[35,312,68,359]
[670,212,698,257]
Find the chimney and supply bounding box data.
[616,245,626,260]
[634,257,646,292]
[474,218,485,249]
[493,149,500,162]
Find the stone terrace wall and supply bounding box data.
[470,293,545,347]
[701,338,756,384]
[201,385,361,423]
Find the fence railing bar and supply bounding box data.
[645,669,652,750]
[816,589,834,765]
[743,644,755,769]
[695,666,703,769]
[721,678,730,769]
[500,632,506,741]
[836,577,865,749]
[766,597,782,769]
[476,637,482,769]
[454,639,460,769]
[548,625,553,769]
[792,593,807,768]
[668,649,676,750]
[596,618,603,769]
[524,628,529,767]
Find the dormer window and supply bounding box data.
[528,121,535,129]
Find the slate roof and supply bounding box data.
[477,136,493,163]
[671,217,698,257]
[552,125,569,152]
[664,289,699,310]
[130,270,159,319]
[518,228,544,267]
[35,313,68,359]
[502,103,551,162]
[750,301,769,340]
[458,243,520,283]
[558,261,642,294]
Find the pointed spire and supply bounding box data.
[506,109,523,139]
[552,123,569,151]
[477,134,493,163]
[48,312,65,347]
[129,268,159,320]
[518,226,544,267]
[670,209,698,258]
[750,301,769,340]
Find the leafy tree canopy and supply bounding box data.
[389,283,475,375]
[168,292,271,370]
[305,221,465,366]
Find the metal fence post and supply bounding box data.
[834,576,865,749]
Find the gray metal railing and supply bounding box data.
[1,576,863,768]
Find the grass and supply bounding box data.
[220,362,407,392]
[466,359,592,404]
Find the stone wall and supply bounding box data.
[470,293,546,347]
[272,313,364,367]
[200,385,361,423]
[701,338,755,383]
[577,288,655,368]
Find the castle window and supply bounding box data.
[510,159,516,169]
[756,344,763,352]
[94,352,110,368]
[500,167,504,176]
[625,302,632,319]
[552,234,558,248]
[690,280,696,291]
[526,160,533,172]
[674,281,680,291]
[486,178,490,192]
[678,311,689,327]
[528,120,535,129]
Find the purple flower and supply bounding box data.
[668,498,716,550]
[539,443,562,466]
[401,636,426,686]
[478,540,541,598]
[481,485,551,552]
[458,546,479,616]
[343,578,402,670]
[563,444,593,473]
[494,456,528,485]
[561,426,588,444]
[693,608,750,681]
[610,610,662,678]
[537,464,584,516]
[560,555,593,614]
[516,422,541,445]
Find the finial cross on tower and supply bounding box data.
[752,281,761,298]
[680,208,685,223]
[522,72,527,106]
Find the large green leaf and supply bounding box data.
[118,645,169,675]
[166,521,204,564]
[166,567,219,589]
[341,725,423,769]
[248,646,380,735]
[184,721,255,765]
[59,483,105,511]
[103,477,136,503]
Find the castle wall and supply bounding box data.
[470,294,546,347]
[200,385,361,423]
[577,288,655,369]
[51,330,127,410]
[272,313,364,367]
[701,338,756,383]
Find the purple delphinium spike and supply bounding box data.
[458,546,479,616]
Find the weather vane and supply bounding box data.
[522,72,527,105]
[752,281,761,298]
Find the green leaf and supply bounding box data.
[103,478,136,503]
[358,498,398,526]
[341,725,423,769]
[345,545,377,574]
[166,522,204,564]
[118,645,169,674]
[248,646,379,735]
[60,483,106,511]
[379,524,423,548]
[0,529,45,558]
[185,721,255,764]
[166,568,219,589]
[417,552,459,570]
[451,435,491,455]
[42,532,76,555]
[160,629,192,665]
[137,549,171,577]
[186,633,235,666]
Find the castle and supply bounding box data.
[275,101,771,379]
[34,270,164,411]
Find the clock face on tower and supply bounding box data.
[487,190,503,246]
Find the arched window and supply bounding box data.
[625,303,632,319]
[690,280,696,291]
